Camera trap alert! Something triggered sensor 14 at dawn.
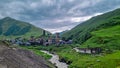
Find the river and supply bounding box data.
[41,50,68,68]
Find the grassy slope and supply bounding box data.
[25,45,120,68]
[62,8,120,44]
[0,17,50,39]
[80,25,120,50]
[56,25,120,68]
[1,17,28,33]
[58,49,120,68]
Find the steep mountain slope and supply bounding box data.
[0,41,51,68]
[62,8,120,44]
[0,17,50,38]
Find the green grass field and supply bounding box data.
[80,25,120,52]
[58,47,120,68]
[20,45,120,68]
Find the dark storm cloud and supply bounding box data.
[0,0,120,33]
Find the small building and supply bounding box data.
[78,47,102,54]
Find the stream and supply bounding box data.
[41,50,68,68]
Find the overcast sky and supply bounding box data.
[0,0,120,33]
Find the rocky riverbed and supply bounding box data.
[41,50,68,68]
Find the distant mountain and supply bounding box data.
[62,8,120,44]
[0,17,50,38]
[59,30,69,36]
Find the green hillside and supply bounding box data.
[45,25,120,68]
[80,25,120,50]
[62,8,120,44]
[58,9,120,68]
[0,17,50,38]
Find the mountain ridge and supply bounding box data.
[0,17,50,38]
[62,8,120,44]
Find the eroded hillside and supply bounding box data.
[0,41,51,68]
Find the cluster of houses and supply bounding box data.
[6,31,72,46]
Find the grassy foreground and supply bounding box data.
[58,47,120,68]
[80,25,120,52]
[20,45,120,68]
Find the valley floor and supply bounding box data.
[21,45,120,68]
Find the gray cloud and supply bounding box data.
[0,0,120,33]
